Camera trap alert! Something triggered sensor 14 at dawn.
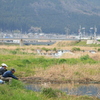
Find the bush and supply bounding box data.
[98,48,100,51]
[41,88,62,98]
[53,47,57,51]
[80,55,90,60]
[41,47,50,52]
[72,47,81,52]
[58,59,67,63]
[10,50,17,54]
[80,55,97,64]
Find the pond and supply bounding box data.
[25,83,100,98]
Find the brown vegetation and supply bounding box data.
[21,63,100,84]
[1,41,100,84]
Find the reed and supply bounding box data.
[34,63,100,82]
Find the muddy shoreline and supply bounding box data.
[20,77,100,84]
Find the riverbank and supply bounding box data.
[21,76,100,84]
[0,42,100,99]
[20,63,100,85]
[1,81,100,100]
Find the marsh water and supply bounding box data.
[25,83,100,98]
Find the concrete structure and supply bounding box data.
[20,39,23,46]
[86,40,94,44]
[0,38,79,46]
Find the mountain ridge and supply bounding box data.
[0,0,100,34]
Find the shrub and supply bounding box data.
[80,55,90,60]
[72,47,81,52]
[80,55,97,64]
[53,47,57,51]
[41,88,62,98]
[41,47,50,52]
[58,59,67,63]
[98,48,100,51]
[10,50,17,54]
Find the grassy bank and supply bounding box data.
[0,46,100,82]
[0,80,100,100]
[0,53,99,78]
[0,44,100,99]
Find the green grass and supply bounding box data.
[73,40,100,47]
[57,40,100,47]
[0,53,98,77]
[0,80,100,100]
[0,80,43,100]
[0,48,100,100]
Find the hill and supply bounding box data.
[0,0,100,34]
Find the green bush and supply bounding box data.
[98,48,100,51]
[58,59,67,63]
[10,50,17,54]
[41,88,62,98]
[80,55,97,64]
[41,47,50,52]
[80,55,90,60]
[72,47,81,52]
[53,47,57,51]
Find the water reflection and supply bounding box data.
[25,83,100,98]
[61,85,100,98]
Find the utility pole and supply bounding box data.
[93,26,97,43]
[65,26,69,38]
[82,27,85,37]
[78,25,82,41]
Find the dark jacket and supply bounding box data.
[0,67,7,75]
[2,70,18,80]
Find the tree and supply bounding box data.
[28,26,42,33]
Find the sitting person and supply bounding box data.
[0,63,8,78]
[2,68,18,83]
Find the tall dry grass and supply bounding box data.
[34,63,100,82]
[0,42,100,58]
[61,51,100,60]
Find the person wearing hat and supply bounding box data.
[2,68,18,83]
[0,63,8,75]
